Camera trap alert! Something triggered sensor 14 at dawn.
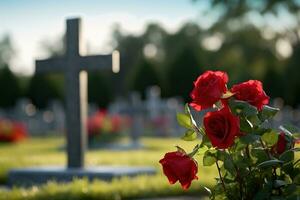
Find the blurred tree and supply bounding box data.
[284,43,300,106]
[128,57,161,98]
[209,26,278,83]
[26,74,63,108]
[166,47,202,101]
[0,65,22,108]
[194,0,300,31]
[112,24,166,95]
[88,72,113,108]
[0,35,15,67]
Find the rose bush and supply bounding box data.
[160,70,300,199]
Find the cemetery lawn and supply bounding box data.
[0,136,215,200]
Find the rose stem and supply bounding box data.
[245,145,252,172]
[215,160,227,193]
[259,139,271,159]
[227,151,243,199]
[294,158,300,166]
[259,139,277,181]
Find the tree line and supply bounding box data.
[1,0,300,108]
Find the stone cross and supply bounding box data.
[35,18,120,168]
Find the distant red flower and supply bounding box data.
[190,71,228,111]
[231,80,269,111]
[0,119,27,142]
[87,111,105,136]
[111,115,122,132]
[159,151,198,190]
[203,106,240,149]
[87,110,122,136]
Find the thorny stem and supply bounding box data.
[259,139,278,182]
[228,151,243,200]
[215,160,227,193]
[245,145,252,173]
[259,139,271,159]
[188,144,201,157]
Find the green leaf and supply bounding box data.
[280,124,299,134]
[176,113,191,129]
[279,151,294,163]
[240,134,260,144]
[181,129,197,141]
[196,145,208,155]
[216,150,229,162]
[184,104,201,135]
[240,117,253,132]
[251,148,269,164]
[221,91,234,99]
[247,115,261,127]
[175,146,186,154]
[293,174,300,184]
[279,148,300,163]
[257,159,284,168]
[184,104,196,126]
[259,105,280,121]
[279,125,294,137]
[200,135,212,148]
[229,100,258,117]
[261,131,278,146]
[273,180,287,188]
[224,158,236,176]
[203,150,217,166]
[202,186,212,195]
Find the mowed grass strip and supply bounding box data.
[0,137,215,200]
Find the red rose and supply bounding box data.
[190,71,228,111]
[159,151,198,190]
[276,132,287,154]
[203,107,240,149]
[231,80,269,111]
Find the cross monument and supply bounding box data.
[8,18,155,185]
[36,18,119,168]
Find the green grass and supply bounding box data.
[0,137,216,200]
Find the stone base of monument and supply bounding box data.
[8,166,156,186]
[89,141,144,150]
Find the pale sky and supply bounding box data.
[0,1,297,76]
[0,0,208,76]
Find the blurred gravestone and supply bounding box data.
[128,92,144,147]
[108,92,145,150]
[8,17,155,186]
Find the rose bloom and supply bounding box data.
[190,71,228,111]
[231,80,269,111]
[272,132,294,155]
[276,132,287,154]
[203,107,240,149]
[159,151,198,190]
